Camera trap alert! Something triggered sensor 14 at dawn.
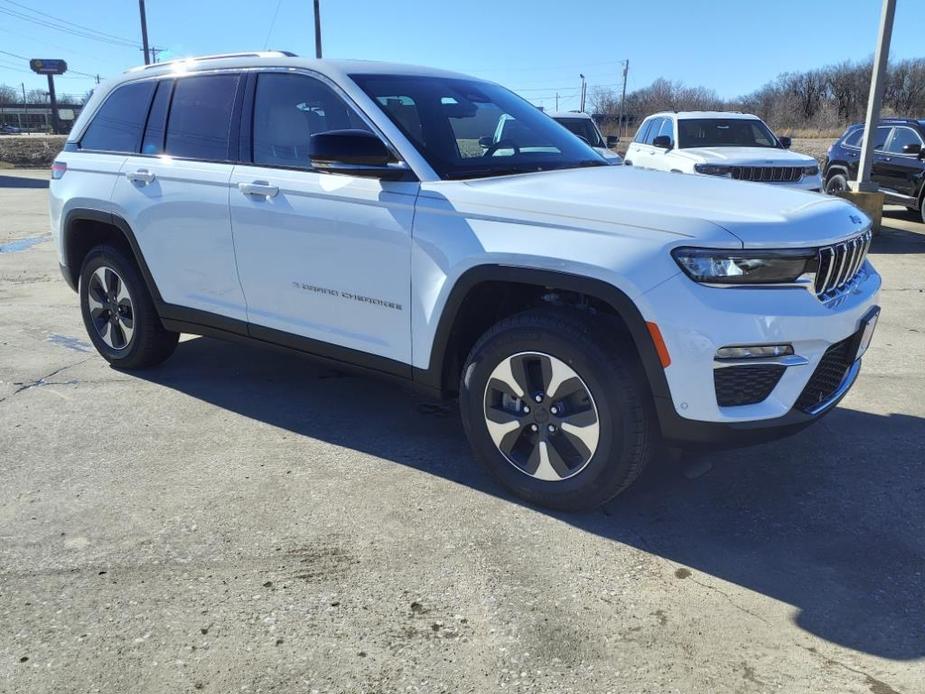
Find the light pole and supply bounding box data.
[857,0,896,193]
[138,0,151,65]
[579,74,586,112]
[313,0,323,59]
[618,59,629,138]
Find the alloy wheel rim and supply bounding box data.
[827,177,847,194]
[87,266,134,350]
[482,351,600,482]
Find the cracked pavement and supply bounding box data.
[1,169,923,693]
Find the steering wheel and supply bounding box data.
[483,138,521,157]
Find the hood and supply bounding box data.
[674,146,817,166]
[594,147,624,164]
[422,166,868,249]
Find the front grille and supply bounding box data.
[794,336,857,412]
[714,364,786,407]
[729,166,804,183]
[814,230,872,298]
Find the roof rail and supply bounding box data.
[136,50,297,71]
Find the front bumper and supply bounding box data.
[637,259,881,444]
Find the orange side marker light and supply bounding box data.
[646,322,671,368]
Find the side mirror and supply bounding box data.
[652,135,673,149]
[779,136,792,149]
[606,135,620,148]
[901,143,922,156]
[309,129,406,180]
[478,135,495,148]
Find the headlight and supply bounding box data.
[671,247,816,284]
[694,163,731,177]
[802,165,820,176]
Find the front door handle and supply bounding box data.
[126,169,155,185]
[239,181,279,198]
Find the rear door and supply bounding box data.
[110,73,247,321]
[229,71,415,366]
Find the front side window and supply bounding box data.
[677,118,778,149]
[657,117,674,143]
[886,127,923,154]
[80,81,156,153]
[252,73,370,168]
[165,74,239,160]
[554,117,604,147]
[351,74,605,179]
[644,118,665,145]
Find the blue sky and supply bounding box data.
[1,0,923,107]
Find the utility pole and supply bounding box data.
[618,59,629,138]
[555,92,559,111]
[313,0,323,59]
[579,73,586,112]
[149,47,164,63]
[857,0,895,192]
[139,0,151,65]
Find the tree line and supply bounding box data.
[590,57,925,134]
[0,83,90,105]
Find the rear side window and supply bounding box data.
[633,119,653,144]
[252,73,370,168]
[843,128,863,147]
[80,81,156,153]
[166,74,239,160]
[886,126,923,153]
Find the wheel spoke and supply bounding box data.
[99,321,113,348]
[117,314,134,346]
[549,376,585,403]
[559,420,599,459]
[525,441,564,482]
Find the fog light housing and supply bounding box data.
[716,344,793,360]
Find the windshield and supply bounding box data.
[553,117,604,147]
[677,118,780,149]
[351,74,606,179]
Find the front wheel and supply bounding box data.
[459,309,655,511]
[825,172,849,195]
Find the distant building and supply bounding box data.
[0,102,84,133]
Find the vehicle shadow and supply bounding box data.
[877,217,925,255]
[135,336,925,662]
[0,174,49,189]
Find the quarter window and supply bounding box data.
[165,74,239,161]
[843,129,864,147]
[252,73,370,168]
[80,81,156,153]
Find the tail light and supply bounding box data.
[51,161,67,180]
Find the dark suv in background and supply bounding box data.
[824,118,925,223]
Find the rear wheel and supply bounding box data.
[825,171,849,195]
[79,245,178,369]
[459,309,655,511]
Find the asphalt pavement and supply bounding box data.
[1,169,923,693]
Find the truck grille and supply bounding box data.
[814,230,872,298]
[729,166,804,183]
[794,336,856,413]
[714,364,786,407]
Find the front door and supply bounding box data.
[229,72,416,366]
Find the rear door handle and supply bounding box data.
[239,181,279,198]
[126,169,155,184]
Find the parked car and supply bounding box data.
[823,119,925,223]
[546,111,622,164]
[485,112,621,164]
[50,53,880,510]
[625,111,822,191]
[0,124,23,134]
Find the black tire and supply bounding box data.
[459,308,655,511]
[79,245,178,369]
[825,171,849,195]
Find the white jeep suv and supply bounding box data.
[546,111,623,164]
[625,111,823,191]
[50,53,880,510]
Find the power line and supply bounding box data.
[0,5,140,48]
[263,0,283,50]
[0,0,140,46]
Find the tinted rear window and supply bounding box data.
[80,81,156,153]
[165,74,239,160]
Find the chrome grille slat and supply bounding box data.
[814,230,871,300]
[727,166,804,183]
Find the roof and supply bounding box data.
[545,111,593,119]
[647,111,761,120]
[117,53,477,86]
